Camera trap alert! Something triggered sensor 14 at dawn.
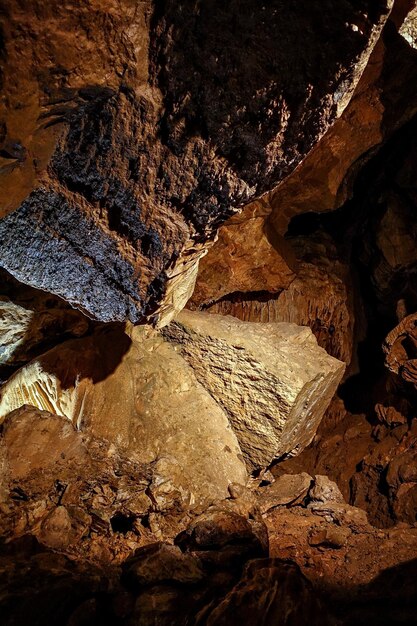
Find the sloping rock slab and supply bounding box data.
[0,326,246,505]
[163,310,345,470]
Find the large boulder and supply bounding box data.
[0,326,247,505]
[163,310,345,469]
[0,310,344,474]
[0,1,392,324]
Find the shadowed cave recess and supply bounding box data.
[3,1,417,625]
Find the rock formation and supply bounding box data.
[0,0,393,324]
[164,310,345,469]
[0,310,344,481]
[195,233,355,367]
[4,1,417,625]
[0,327,247,506]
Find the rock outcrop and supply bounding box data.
[199,234,355,367]
[189,217,297,308]
[0,1,393,323]
[0,269,91,381]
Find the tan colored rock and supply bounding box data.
[267,4,417,235]
[189,218,296,308]
[0,299,89,366]
[0,326,247,505]
[203,235,355,367]
[163,310,345,470]
[399,4,417,46]
[0,269,90,367]
[257,473,313,514]
[309,475,345,504]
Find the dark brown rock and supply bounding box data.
[0,1,392,323]
[202,559,333,626]
[122,542,204,589]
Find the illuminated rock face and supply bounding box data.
[0,325,247,505]
[0,311,344,474]
[0,0,392,324]
[163,310,345,470]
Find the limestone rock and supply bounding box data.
[0,269,90,370]
[0,1,392,323]
[0,405,155,560]
[0,326,247,506]
[309,475,345,504]
[163,310,346,470]
[383,312,417,383]
[308,526,350,549]
[189,218,297,308]
[267,2,417,235]
[257,473,313,514]
[0,297,89,368]
[200,234,355,367]
[176,505,268,574]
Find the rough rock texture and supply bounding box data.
[0,310,344,475]
[257,473,313,513]
[265,502,417,626]
[0,269,91,373]
[383,312,417,382]
[0,327,247,505]
[4,463,417,626]
[0,406,155,561]
[201,559,332,626]
[163,310,345,470]
[0,1,393,323]
[263,1,417,235]
[201,234,355,367]
[189,217,296,308]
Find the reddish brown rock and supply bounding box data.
[383,312,417,383]
[202,234,355,366]
[257,473,313,514]
[0,1,393,323]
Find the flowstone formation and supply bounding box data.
[0,0,392,324]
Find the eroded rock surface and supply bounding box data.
[163,310,345,470]
[201,234,355,367]
[0,1,393,323]
[0,327,247,506]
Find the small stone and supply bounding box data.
[309,475,345,504]
[308,526,350,549]
[258,473,313,513]
[39,506,73,550]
